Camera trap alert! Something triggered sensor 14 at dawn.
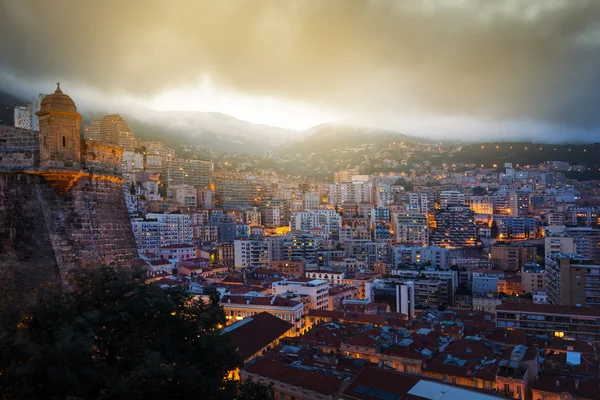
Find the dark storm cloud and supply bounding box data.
[1,0,600,132]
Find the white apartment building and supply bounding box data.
[464,195,494,215]
[273,278,330,310]
[131,213,193,252]
[392,212,429,245]
[305,271,345,285]
[328,180,373,205]
[234,239,271,269]
[408,192,431,216]
[439,191,465,209]
[221,294,305,332]
[120,150,144,173]
[290,209,342,240]
[167,184,197,207]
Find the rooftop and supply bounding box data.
[243,352,346,396]
[223,312,293,361]
[497,303,600,317]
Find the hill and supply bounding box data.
[448,142,600,168]
[125,111,300,155]
[280,123,426,155]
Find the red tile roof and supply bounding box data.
[340,367,422,400]
[224,312,293,361]
[244,352,345,396]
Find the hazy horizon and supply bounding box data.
[2,0,600,142]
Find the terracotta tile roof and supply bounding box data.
[308,309,386,325]
[149,259,172,266]
[244,352,345,396]
[221,295,301,308]
[340,367,422,400]
[224,312,293,361]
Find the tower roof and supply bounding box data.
[37,82,79,115]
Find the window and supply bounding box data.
[62,136,66,148]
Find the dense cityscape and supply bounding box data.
[2,84,599,399]
[2,1,600,399]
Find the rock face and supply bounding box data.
[0,86,137,312]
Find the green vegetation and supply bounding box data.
[0,266,273,400]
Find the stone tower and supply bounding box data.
[36,82,81,169]
[0,84,138,320]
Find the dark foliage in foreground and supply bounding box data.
[0,266,273,400]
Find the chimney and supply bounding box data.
[467,347,472,353]
[575,379,579,390]
[556,380,560,388]
[228,298,231,304]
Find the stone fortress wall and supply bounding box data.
[0,126,39,169]
[0,89,138,310]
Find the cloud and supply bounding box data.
[1,0,600,137]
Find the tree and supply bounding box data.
[393,178,414,191]
[0,266,269,399]
[235,378,274,400]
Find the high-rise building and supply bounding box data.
[162,159,213,191]
[283,231,323,267]
[333,168,359,184]
[84,114,138,150]
[131,213,193,252]
[234,238,270,269]
[290,209,342,241]
[392,212,429,245]
[491,243,536,271]
[13,93,47,130]
[439,190,465,209]
[214,178,259,209]
[371,207,391,240]
[494,216,537,239]
[13,106,32,129]
[140,140,176,163]
[328,180,372,205]
[431,206,477,248]
[408,192,432,217]
[260,199,288,228]
[83,120,102,141]
[508,190,531,217]
[545,253,600,307]
[464,195,494,215]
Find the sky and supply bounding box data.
[1,0,600,141]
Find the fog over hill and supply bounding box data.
[2,88,598,158]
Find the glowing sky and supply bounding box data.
[1,0,600,140]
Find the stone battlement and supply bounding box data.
[82,139,123,176]
[0,85,137,319]
[0,125,40,169]
[0,125,124,187]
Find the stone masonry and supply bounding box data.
[0,86,138,311]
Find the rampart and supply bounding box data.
[0,126,138,311]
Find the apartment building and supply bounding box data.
[273,278,330,310]
[545,253,600,307]
[233,238,270,269]
[496,303,600,342]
